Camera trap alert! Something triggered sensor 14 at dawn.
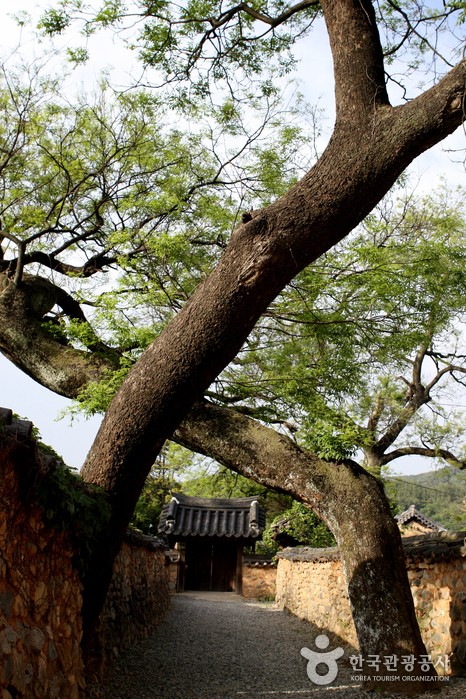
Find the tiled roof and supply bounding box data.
[395,503,447,532]
[243,553,276,567]
[276,530,466,563]
[402,530,466,561]
[271,516,291,536]
[158,492,266,539]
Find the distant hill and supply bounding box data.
[385,466,466,531]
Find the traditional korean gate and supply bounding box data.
[184,539,237,591]
[159,493,266,594]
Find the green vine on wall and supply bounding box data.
[29,454,111,577]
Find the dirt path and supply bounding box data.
[86,594,466,699]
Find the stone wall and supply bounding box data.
[0,409,170,698]
[242,554,277,599]
[0,419,85,699]
[276,532,466,669]
[276,550,355,644]
[88,531,170,677]
[408,556,466,662]
[242,564,277,599]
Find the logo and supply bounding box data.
[301,634,344,686]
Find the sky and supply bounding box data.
[1,2,466,474]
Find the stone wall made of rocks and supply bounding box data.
[242,565,277,599]
[276,534,466,666]
[88,531,170,677]
[408,557,466,660]
[1,409,170,698]
[276,553,356,644]
[0,430,85,699]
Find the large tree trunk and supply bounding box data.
[77,44,465,661]
[173,400,435,693]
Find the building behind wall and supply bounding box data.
[396,504,447,537]
[158,493,266,594]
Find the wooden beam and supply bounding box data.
[235,542,243,595]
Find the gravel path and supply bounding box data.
[87,594,466,699]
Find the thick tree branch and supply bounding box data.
[380,446,466,469]
[367,394,385,434]
[210,0,320,29]
[0,272,117,397]
[13,241,25,287]
[0,249,120,278]
[372,371,429,458]
[412,343,428,389]
[321,0,390,122]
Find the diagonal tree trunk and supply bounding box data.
[173,400,434,693]
[77,30,466,671]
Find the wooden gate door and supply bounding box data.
[184,540,212,591]
[184,539,241,591]
[211,541,237,592]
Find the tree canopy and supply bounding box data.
[0,61,315,395]
[61,182,466,478]
[38,0,466,104]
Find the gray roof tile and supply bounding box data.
[276,530,466,563]
[395,503,447,531]
[158,492,266,539]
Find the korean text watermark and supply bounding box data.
[301,635,450,686]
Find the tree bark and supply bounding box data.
[0,272,116,397]
[173,400,436,693]
[78,31,466,659]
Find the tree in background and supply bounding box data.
[129,442,189,533]
[259,501,336,553]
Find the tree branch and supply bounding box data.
[380,446,466,469]
[367,394,385,434]
[1,249,120,278]
[13,241,26,287]
[371,346,430,457]
[237,0,320,29]
[0,272,118,397]
[321,0,390,123]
